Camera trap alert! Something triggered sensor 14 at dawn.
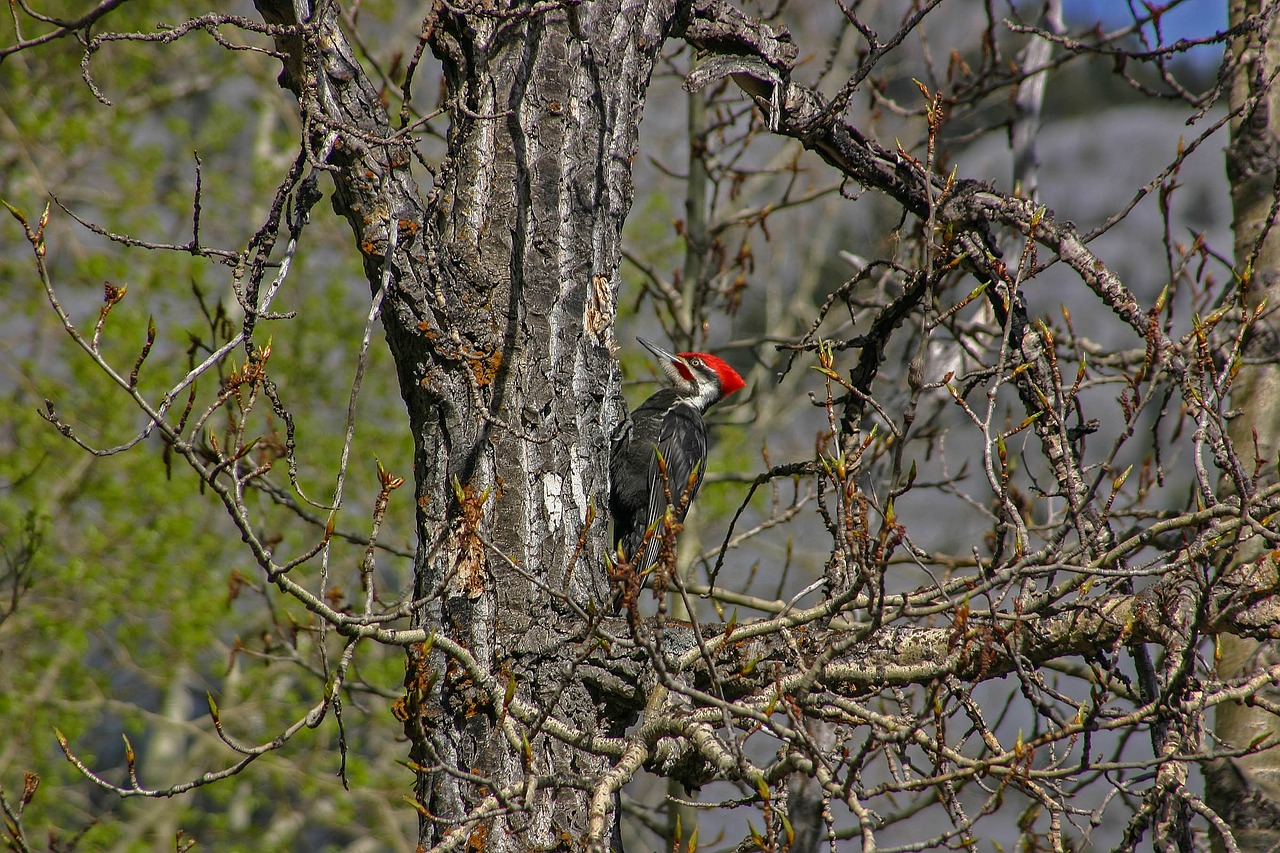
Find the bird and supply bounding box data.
[609,337,745,604]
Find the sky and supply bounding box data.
[1043,0,1229,67]
[1065,0,1227,40]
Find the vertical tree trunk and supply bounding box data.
[408,5,668,846]
[1208,1,1280,848]
[256,0,680,848]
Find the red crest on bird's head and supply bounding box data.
[678,352,745,396]
[637,337,745,399]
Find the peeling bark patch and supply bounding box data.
[449,482,491,599]
[586,273,614,345]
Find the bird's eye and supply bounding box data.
[690,357,702,366]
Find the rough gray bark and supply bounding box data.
[1207,2,1280,849]
[255,0,678,847]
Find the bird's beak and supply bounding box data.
[637,336,692,388]
[637,336,678,364]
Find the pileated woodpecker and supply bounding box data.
[610,337,745,598]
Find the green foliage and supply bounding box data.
[0,4,416,847]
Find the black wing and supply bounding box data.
[635,403,707,577]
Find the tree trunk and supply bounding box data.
[255,0,679,848]
[1208,1,1280,849]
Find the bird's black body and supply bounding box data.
[609,339,744,598]
[610,388,710,575]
